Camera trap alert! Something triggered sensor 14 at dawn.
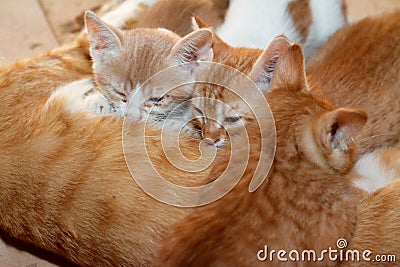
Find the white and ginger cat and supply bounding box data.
[137,0,347,59]
[50,11,213,128]
[154,39,367,267]
[217,0,347,59]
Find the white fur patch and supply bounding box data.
[216,0,345,59]
[101,0,157,28]
[46,79,120,116]
[302,0,346,59]
[216,0,299,50]
[351,152,398,193]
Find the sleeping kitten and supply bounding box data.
[154,39,366,267]
[50,11,213,128]
[190,34,291,147]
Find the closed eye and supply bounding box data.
[148,97,164,103]
[224,116,240,123]
[194,107,204,116]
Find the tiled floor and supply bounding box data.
[0,0,399,266]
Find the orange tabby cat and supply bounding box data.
[306,10,400,155]
[154,40,367,267]
[0,11,219,267]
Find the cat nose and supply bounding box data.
[203,137,221,146]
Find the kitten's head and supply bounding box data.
[84,11,213,122]
[189,35,291,148]
[191,83,252,148]
[256,39,368,174]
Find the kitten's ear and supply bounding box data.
[191,16,209,30]
[168,29,214,66]
[269,43,307,92]
[85,11,122,64]
[192,16,229,57]
[249,36,292,92]
[316,108,367,151]
[306,107,367,173]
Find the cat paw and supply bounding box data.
[46,78,100,114]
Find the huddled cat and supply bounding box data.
[153,38,367,267]
[1,1,400,267]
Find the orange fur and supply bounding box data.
[307,10,400,155]
[136,0,229,36]
[0,70,229,266]
[0,12,219,267]
[154,42,366,267]
[341,178,400,267]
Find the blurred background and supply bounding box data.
[0,0,399,266]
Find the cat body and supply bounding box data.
[0,94,225,266]
[307,10,400,155]
[136,0,346,59]
[0,9,218,267]
[217,0,347,59]
[136,0,229,36]
[348,148,400,193]
[154,40,367,267]
[341,177,400,267]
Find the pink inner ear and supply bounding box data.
[85,12,122,61]
[169,29,213,65]
[329,109,368,150]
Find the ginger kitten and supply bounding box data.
[51,11,213,127]
[306,10,400,155]
[154,40,367,267]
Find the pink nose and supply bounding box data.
[203,137,221,146]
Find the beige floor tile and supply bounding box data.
[39,0,108,44]
[0,237,59,267]
[0,0,59,65]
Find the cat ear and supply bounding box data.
[167,29,214,66]
[269,43,307,92]
[316,108,367,151]
[85,11,122,65]
[192,16,230,58]
[191,16,209,30]
[248,36,292,92]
